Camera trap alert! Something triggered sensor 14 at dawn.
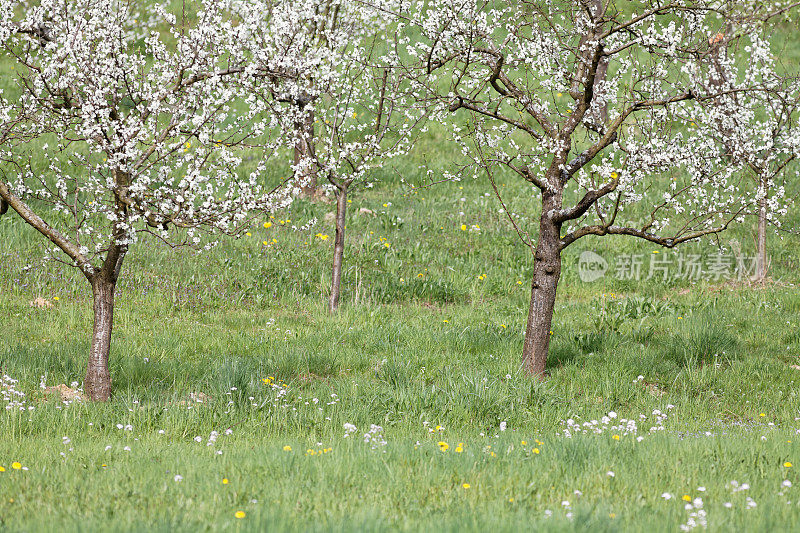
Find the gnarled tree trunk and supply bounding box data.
[522,192,563,376]
[84,275,117,401]
[754,175,769,282]
[294,108,318,198]
[84,239,126,401]
[329,185,348,312]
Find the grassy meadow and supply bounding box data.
[3,153,800,531]
[2,7,800,533]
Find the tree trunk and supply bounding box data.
[84,275,117,401]
[522,197,563,376]
[329,186,347,313]
[754,176,769,282]
[294,108,318,198]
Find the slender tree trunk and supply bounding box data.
[754,176,769,282]
[329,185,347,312]
[294,108,318,198]
[84,275,117,401]
[522,194,563,376]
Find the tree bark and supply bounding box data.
[294,108,318,198]
[84,275,117,401]
[522,193,563,376]
[329,185,347,312]
[754,176,769,282]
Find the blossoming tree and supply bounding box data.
[696,26,800,281]
[403,0,796,375]
[0,0,288,400]
[234,0,424,312]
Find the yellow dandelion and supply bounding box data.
[262,240,268,246]
[682,495,692,502]
[234,511,246,519]
[462,483,471,489]
[438,441,449,452]
[461,224,467,231]
[222,478,229,485]
[53,296,60,301]
[612,435,620,441]
[245,232,251,237]
[760,413,766,417]
[11,462,21,470]
[521,441,527,445]
[264,221,272,228]
[0,466,5,472]
[785,462,793,468]
[283,445,292,451]
[532,448,540,454]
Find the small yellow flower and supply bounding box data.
[382,203,388,208]
[11,462,21,470]
[222,478,229,485]
[509,498,514,502]
[53,296,59,301]
[610,171,619,179]
[0,466,5,472]
[438,441,449,452]
[264,222,272,228]
[682,495,692,502]
[462,483,471,489]
[517,281,523,285]
[234,511,246,519]
[521,441,527,445]
[245,232,251,237]
[461,224,467,231]
[532,448,540,454]
[785,462,793,468]
[612,435,620,441]
[384,243,390,248]
[283,445,292,451]
[760,413,766,417]
[263,241,269,246]
[609,513,616,519]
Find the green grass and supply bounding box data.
[2,8,800,531]
[3,167,800,530]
